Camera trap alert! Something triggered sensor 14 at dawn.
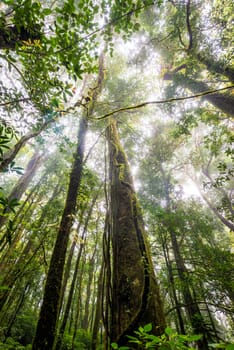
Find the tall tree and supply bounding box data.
[32,53,104,350]
[107,117,165,346]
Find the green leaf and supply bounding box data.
[226,345,234,350]
[111,343,118,349]
[144,323,152,332]
[43,8,52,15]
[186,334,202,341]
[165,327,174,336]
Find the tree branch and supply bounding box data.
[186,0,193,51]
[0,98,31,107]
[92,85,234,120]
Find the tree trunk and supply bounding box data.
[191,177,234,232]
[32,116,87,350]
[82,256,95,330]
[71,255,86,350]
[162,238,185,334]
[55,194,98,350]
[0,119,54,173]
[107,118,165,346]
[92,261,104,350]
[165,72,234,117]
[0,152,42,231]
[32,54,104,350]
[168,225,209,350]
[196,52,234,83]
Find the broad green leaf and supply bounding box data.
[144,323,152,332]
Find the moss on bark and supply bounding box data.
[107,118,165,346]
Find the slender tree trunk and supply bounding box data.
[0,238,33,311]
[4,282,30,339]
[168,226,209,350]
[58,220,82,316]
[59,195,97,316]
[191,177,234,232]
[55,239,86,350]
[92,261,104,350]
[0,119,54,172]
[0,152,42,231]
[107,118,165,346]
[55,194,97,350]
[82,256,95,330]
[32,116,87,350]
[71,255,86,350]
[162,239,185,334]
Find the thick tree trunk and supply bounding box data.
[32,116,88,350]
[107,118,165,346]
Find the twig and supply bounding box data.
[0,98,31,107]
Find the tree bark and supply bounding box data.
[31,116,87,350]
[162,238,185,334]
[91,261,104,350]
[196,52,234,84]
[0,152,42,231]
[32,53,104,350]
[107,118,165,346]
[55,194,98,350]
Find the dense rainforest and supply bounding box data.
[0,0,233,349]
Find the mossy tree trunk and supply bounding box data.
[32,53,104,350]
[107,118,165,346]
[32,116,88,350]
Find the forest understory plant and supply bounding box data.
[111,324,234,350]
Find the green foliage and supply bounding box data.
[0,124,16,161]
[0,195,20,214]
[0,337,31,349]
[210,344,234,350]
[111,325,202,349]
[61,329,91,350]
